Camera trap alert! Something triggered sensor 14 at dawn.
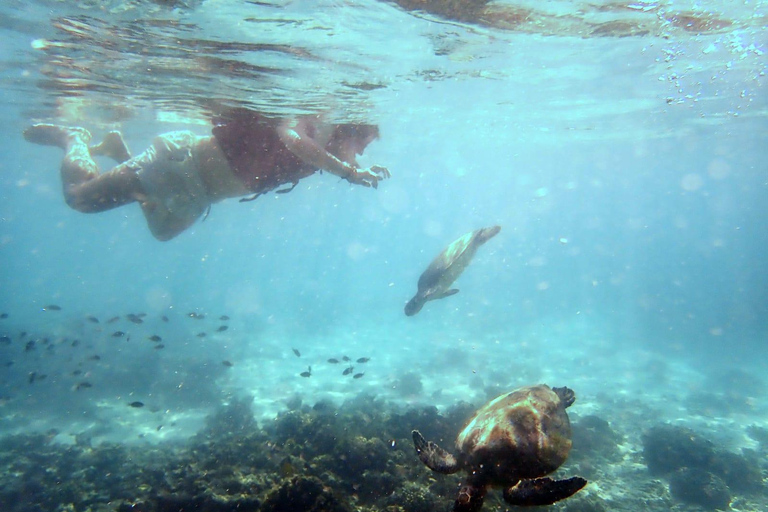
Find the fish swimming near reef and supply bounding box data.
[405,225,501,316]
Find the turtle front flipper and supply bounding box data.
[435,288,459,299]
[503,476,587,506]
[412,430,460,474]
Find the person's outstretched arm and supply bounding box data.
[277,117,390,188]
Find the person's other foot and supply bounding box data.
[90,131,131,163]
[23,124,92,148]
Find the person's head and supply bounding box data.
[326,124,380,165]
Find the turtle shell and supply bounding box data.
[456,385,573,486]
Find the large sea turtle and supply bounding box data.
[412,385,587,511]
[404,225,500,316]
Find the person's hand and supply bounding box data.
[346,165,391,189]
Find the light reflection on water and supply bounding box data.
[1,0,765,130]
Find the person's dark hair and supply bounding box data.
[327,124,379,156]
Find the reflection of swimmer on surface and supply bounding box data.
[389,0,735,38]
[24,108,390,241]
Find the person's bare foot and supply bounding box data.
[23,124,92,148]
[90,131,131,163]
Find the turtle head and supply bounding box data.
[477,225,501,243]
[552,386,576,408]
[404,296,424,316]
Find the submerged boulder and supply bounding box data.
[669,467,731,510]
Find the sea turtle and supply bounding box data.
[404,225,500,316]
[412,384,587,511]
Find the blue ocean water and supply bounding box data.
[0,1,766,511]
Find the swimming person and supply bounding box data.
[23,108,390,241]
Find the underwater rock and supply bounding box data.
[669,467,731,510]
[709,450,764,494]
[571,415,624,464]
[642,424,717,474]
[643,423,764,496]
[261,475,352,512]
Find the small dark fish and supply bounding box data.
[353,372,365,379]
[87,354,101,361]
[154,344,165,350]
[75,382,92,390]
[327,358,340,364]
[0,313,7,319]
[148,335,162,342]
[112,331,125,337]
[25,340,35,352]
[216,325,228,332]
[86,316,99,324]
[72,370,82,376]
[292,348,301,357]
[29,372,47,384]
[157,425,163,431]
[137,313,147,318]
[342,356,350,362]
[219,315,230,321]
[43,305,61,311]
[126,314,143,324]
[222,360,233,367]
[41,337,50,345]
[300,366,312,378]
[0,336,10,344]
[343,366,354,376]
[161,315,169,322]
[188,312,205,319]
[128,401,144,408]
[20,331,27,338]
[70,339,80,347]
[196,332,207,338]
[106,316,120,324]
[356,357,370,364]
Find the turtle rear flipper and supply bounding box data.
[503,476,587,506]
[412,430,460,474]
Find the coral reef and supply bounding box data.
[0,396,766,512]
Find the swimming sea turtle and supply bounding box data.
[404,225,500,316]
[412,384,587,511]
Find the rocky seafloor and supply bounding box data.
[1,390,766,512]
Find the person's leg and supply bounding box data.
[90,131,132,163]
[24,124,143,212]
